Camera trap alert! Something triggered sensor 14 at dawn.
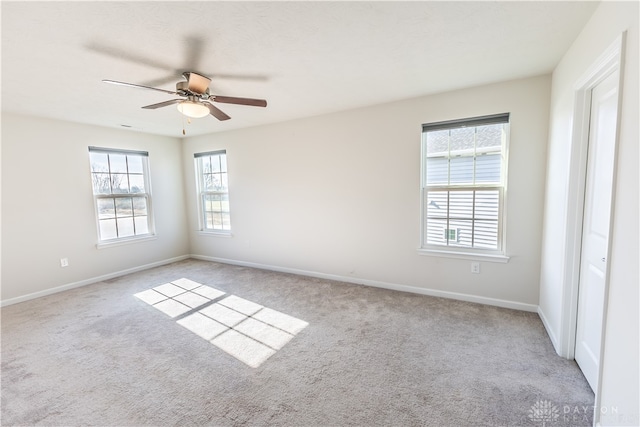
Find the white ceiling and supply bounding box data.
[2,1,598,138]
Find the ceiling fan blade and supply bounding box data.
[185,72,211,94]
[142,74,183,89]
[184,36,204,73]
[205,102,231,121]
[102,79,177,95]
[207,73,269,82]
[141,99,183,109]
[213,96,267,107]
[87,42,175,72]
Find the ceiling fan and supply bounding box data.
[103,72,267,121]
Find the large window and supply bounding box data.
[421,113,509,254]
[89,147,154,243]
[195,150,231,232]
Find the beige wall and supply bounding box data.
[538,1,638,424]
[1,114,190,302]
[1,76,551,310]
[182,75,551,310]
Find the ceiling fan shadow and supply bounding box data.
[85,36,269,88]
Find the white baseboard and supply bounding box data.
[190,254,539,313]
[2,253,540,313]
[0,255,190,307]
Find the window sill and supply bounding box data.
[96,234,157,249]
[417,248,510,263]
[197,230,233,238]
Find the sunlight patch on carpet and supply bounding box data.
[199,302,247,327]
[153,283,186,298]
[177,312,229,341]
[133,289,167,305]
[173,292,210,308]
[211,330,276,368]
[153,299,192,317]
[191,286,226,300]
[207,299,309,367]
[217,295,263,316]
[134,279,226,318]
[134,278,309,368]
[234,317,294,350]
[170,278,202,290]
[253,307,309,335]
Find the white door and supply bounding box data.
[574,71,619,391]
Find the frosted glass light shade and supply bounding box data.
[177,101,209,118]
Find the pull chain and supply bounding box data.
[181,115,193,136]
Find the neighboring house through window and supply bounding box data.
[88,147,154,244]
[195,150,231,232]
[420,113,509,256]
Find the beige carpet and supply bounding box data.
[1,259,594,426]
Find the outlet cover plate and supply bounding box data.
[471,262,480,274]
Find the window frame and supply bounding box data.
[194,150,232,235]
[418,114,510,262]
[88,146,156,247]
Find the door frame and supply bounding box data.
[560,32,626,422]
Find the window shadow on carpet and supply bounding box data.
[134,278,308,368]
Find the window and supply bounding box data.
[420,113,509,255]
[89,147,154,243]
[195,150,231,232]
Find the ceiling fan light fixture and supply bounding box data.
[177,100,209,118]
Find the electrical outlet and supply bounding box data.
[471,262,480,274]
[60,258,69,268]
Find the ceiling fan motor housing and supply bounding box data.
[176,81,188,92]
[176,80,209,98]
